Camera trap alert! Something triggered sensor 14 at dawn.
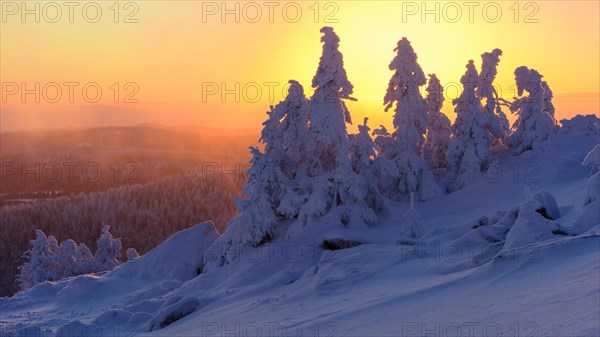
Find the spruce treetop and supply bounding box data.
[312,26,354,100]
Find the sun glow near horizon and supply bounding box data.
[1,1,598,133]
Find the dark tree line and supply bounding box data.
[0,172,243,296]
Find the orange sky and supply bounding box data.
[1,1,598,133]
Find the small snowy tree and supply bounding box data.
[582,144,600,206]
[203,80,312,269]
[423,74,451,172]
[44,234,64,280]
[349,118,388,213]
[47,235,59,255]
[270,80,312,219]
[477,48,510,141]
[75,243,94,275]
[446,60,495,191]
[58,239,78,278]
[235,147,282,244]
[94,225,122,272]
[372,126,401,198]
[381,38,441,201]
[349,118,376,176]
[126,248,140,261]
[507,66,555,154]
[276,80,311,168]
[16,230,54,290]
[400,192,424,238]
[243,80,313,243]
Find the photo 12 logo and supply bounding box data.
[201,1,340,24]
[401,1,540,23]
[1,82,139,104]
[401,321,539,337]
[201,81,304,104]
[1,161,140,184]
[1,1,140,23]
[200,321,339,337]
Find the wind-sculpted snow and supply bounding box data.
[1,222,219,336]
[109,221,219,282]
[147,297,201,331]
[560,114,600,135]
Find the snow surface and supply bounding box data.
[1,133,599,337]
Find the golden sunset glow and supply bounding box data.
[1,1,598,134]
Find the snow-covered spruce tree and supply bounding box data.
[47,235,59,255]
[400,192,424,239]
[349,118,389,213]
[233,146,282,245]
[446,60,495,191]
[541,80,556,124]
[94,225,122,272]
[16,230,55,290]
[276,80,311,166]
[372,125,401,197]
[75,243,94,275]
[309,26,354,173]
[507,66,555,154]
[271,80,312,219]
[423,74,451,172]
[476,48,510,142]
[16,231,118,290]
[231,80,310,246]
[44,234,64,280]
[303,26,377,227]
[126,248,140,261]
[58,239,78,279]
[202,81,309,269]
[381,37,440,201]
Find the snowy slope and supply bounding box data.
[1,132,599,337]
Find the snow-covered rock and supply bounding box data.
[503,199,561,251]
[531,190,561,220]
